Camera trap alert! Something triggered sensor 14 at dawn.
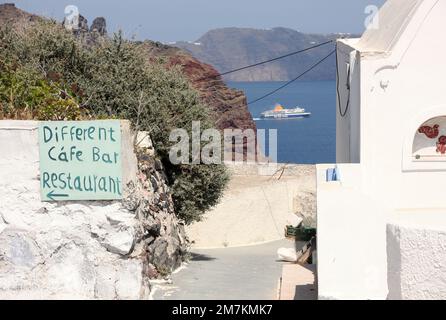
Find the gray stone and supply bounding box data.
[150,176,159,192]
[102,227,136,256]
[90,17,107,35]
[148,236,183,273]
[294,191,317,228]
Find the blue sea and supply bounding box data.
[228,81,336,164]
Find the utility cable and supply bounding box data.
[247,49,336,105]
[196,39,335,82]
[336,44,350,117]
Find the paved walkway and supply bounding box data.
[152,239,298,300]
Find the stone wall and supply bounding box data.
[0,121,187,299]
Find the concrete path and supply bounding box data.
[152,239,299,300]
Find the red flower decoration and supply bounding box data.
[437,136,446,155]
[418,124,440,139]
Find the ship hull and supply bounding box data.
[260,113,311,119]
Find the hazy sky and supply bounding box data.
[10,0,386,42]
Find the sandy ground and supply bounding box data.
[186,165,316,248]
[152,239,304,300]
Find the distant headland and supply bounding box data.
[174,27,354,82]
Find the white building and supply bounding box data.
[317,0,446,299]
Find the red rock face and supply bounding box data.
[168,55,256,132]
[143,42,259,159]
[170,55,259,159]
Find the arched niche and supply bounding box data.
[402,106,446,171]
[413,116,446,161]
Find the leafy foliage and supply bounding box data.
[0,22,86,120]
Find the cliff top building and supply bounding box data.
[317,0,446,300]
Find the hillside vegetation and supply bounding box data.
[0,19,228,224]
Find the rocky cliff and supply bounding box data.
[175,27,341,82]
[141,41,256,133]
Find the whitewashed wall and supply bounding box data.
[321,0,446,300]
[0,120,148,299]
[387,211,446,299]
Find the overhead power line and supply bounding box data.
[197,39,334,81]
[336,44,350,117]
[247,49,336,105]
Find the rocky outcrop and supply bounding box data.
[90,17,107,36]
[62,14,107,41]
[168,53,255,132]
[76,15,89,34]
[0,3,39,24]
[127,135,189,276]
[0,121,187,299]
[0,202,147,299]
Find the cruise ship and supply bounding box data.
[260,104,311,119]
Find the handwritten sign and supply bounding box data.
[38,121,123,201]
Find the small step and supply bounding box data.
[278,264,317,300]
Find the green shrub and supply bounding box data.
[169,164,229,224]
[0,22,86,120]
[32,81,84,121]
[0,59,83,120]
